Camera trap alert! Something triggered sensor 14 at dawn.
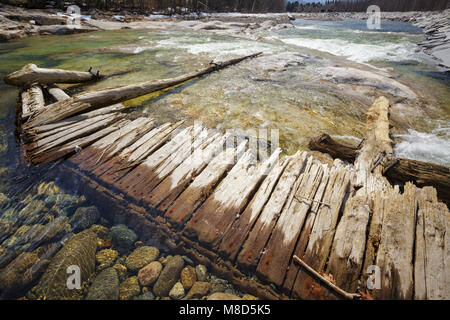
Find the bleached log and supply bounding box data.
[5,64,98,87]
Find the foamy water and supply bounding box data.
[394,126,450,167]
[279,37,420,63]
[156,36,278,58]
[273,18,424,64]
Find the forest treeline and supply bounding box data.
[4,0,286,12]
[287,0,450,12]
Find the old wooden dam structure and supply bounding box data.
[4,55,450,300]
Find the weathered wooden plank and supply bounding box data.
[164,142,244,226]
[23,98,92,129]
[218,156,290,261]
[96,122,182,185]
[30,119,127,166]
[414,187,450,300]
[326,193,371,292]
[257,161,325,287]
[26,113,120,150]
[282,167,331,294]
[291,165,351,299]
[114,125,199,194]
[236,151,308,272]
[359,188,389,291]
[25,104,126,138]
[147,133,229,210]
[128,127,212,202]
[183,147,282,249]
[28,113,123,157]
[21,83,45,120]
[373,182,416,300]
[77,118,155,172]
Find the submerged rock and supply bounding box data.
[180,266,196,290]
[95,249,118,271]
[153,255,184,297]
[119,276,140,300]
[30,229,97,300]
[69,206,100,233]
[134,291,155,300]
[86,267,119,300]
[185,281,211,299]
[113,263,128,281]
[110,224,137,254]
[195,264,207,282]
[169,282,185,300]
[138,261,162,286]
[207,292,241,300]
[0,250,40,297]
[125,246,159,272]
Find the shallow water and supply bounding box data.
[0,18,449,300]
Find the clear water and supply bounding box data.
[0,18,449,300]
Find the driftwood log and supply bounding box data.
[4,64,100,87]
[309,134,450,204]
[22,52,262,129]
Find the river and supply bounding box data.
[0,16,448,299]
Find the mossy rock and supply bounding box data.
[31,229,97,300]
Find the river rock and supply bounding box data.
[69,206,100,233]
[138,261,162,286]
[119,276,141,300]
[180,266,196,290]
[153,255,184,297]
[134,291,155,300]
[31,229,97,300]
[169,282,185,300]
[86,267,119,300]
[185,281,212,299]
[125,246,159,272]
[0,250,40,297]
[95,249,118,271]
[110,224,137,254]
[37,181,59,196]
[195,264,207,282]
[113,263,128,280]
[0,192,9,206]
[207,292,242,300]
[90,224,110,240]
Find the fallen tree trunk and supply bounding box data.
[74,52,263,108]
[23,52,262,128]
[309,133,450,204]
[308,134,359,163]
[4,64,99,87]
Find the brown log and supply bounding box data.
[23,52,262,128]
[309,134,450,205]
[308,134,358,163]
